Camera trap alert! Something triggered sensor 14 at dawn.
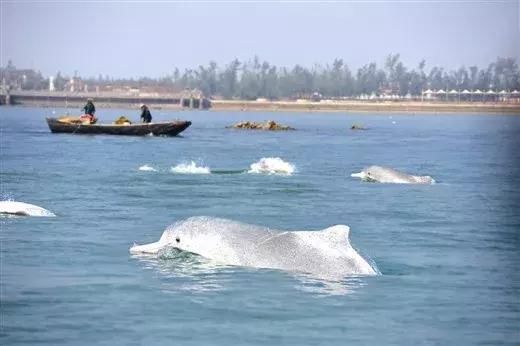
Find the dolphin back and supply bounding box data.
[0,201,55,217]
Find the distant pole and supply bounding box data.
[5,88,10,106]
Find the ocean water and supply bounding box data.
[1,107,519,345]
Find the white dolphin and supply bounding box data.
[0,201,56,217]
[130,216,377,279]
[351,165,435,184]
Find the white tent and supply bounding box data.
[499,90,508,94]
[512,90,519,94]
[436,89,446,94]
[461,89,471,94]
[473,89,483,94]
[449,89,458,94]
[422,89,433,94]
[486,90,496,94]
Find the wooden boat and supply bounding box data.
[46,117,191,136]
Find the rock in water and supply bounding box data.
[228,120,294,131]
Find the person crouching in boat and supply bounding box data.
[81,98,97,124]
[140,104,152,123]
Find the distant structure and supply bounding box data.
[49,76,55,92]
[66,77,85,93]
[310,92,322,102]
[0,87,212,109]
[180,88,210,109]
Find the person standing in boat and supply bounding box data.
[81,98,96,124]
[140,104,152,123]
[83,98,96,116]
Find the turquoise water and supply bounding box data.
[1,107,519,345]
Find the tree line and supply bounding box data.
[2,55,519,99]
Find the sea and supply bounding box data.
[1,107,519,345]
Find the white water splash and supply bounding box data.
[138,164,157,172]
[0,201,56,217]
[171,161,211,174]
[248,157,295,175]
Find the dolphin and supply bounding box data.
[130,216,377,279]
[0,201,56,217]
[351,166,435,184]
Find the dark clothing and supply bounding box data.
[83,101,96,115]
[140,107,152,123]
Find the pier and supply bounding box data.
[0,89,211,109]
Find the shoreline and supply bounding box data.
[211,100,520,114]
[2,99,519,114]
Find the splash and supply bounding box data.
[0,201,56,217]
[138,164,157,172]
[248,157,296,175]
[171,161,211,174]
[130,216,377,279]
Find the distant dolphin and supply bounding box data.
[0,201,56,217]
[130,216,377,279]
[351,166,435,184]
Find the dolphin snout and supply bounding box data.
[129,241,163,255]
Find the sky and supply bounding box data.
[1,0,519,78]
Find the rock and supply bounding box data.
[228,120,294,131]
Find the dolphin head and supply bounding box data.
[129,217,220,256]
[351,166,383,182]
[130,227,191,255]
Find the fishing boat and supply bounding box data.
[46,117,191,136]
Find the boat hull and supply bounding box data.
[46,118,191,136]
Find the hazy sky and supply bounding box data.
[1,1,519,78]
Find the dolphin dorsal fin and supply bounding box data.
[293,225,351,251]
[321,225,350,243]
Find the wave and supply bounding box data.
[248,157,296,175]
[130,216,377,279]
[138,164,157,172]
[0,201,56,217]
[171,161,211,175]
